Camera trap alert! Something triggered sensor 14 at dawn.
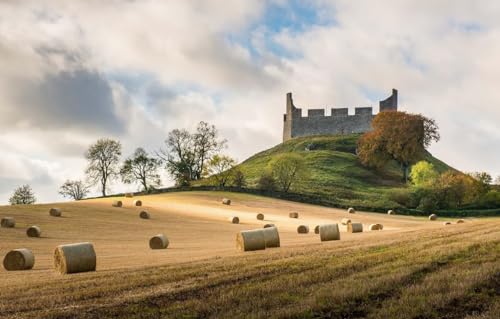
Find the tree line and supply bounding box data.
[357,110,500,211]
[8,111,499,211]
[73,121,229,199]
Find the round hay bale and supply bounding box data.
[297,225,309,234]
[112,200,123,208]
[49,208,62,217]
[149,234,169,250]
[139,211,150,219]
[222,198,231,205]
[26,225,41,238]
[319,224,341,241]
[314,225,320,234]
[347,223,363,233]
[456,219,465,224]
[443,222,452,225]
[289,212,299,218]
[388,210,395,215]
[229,216,240,224]
[347,207,356,214]
[54,242,96,274]
[236,229,266,251]
[369,224,383,231]
[429,214,437,221]
[3,249,34,271]
[1,217,15,228]
[341,218,352,225]
[262,227,280,248]
[125,193,134,198]
[256,213,265,220]
[263,223,275,228]
[133,200,142,207]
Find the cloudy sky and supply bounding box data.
[1,0,499,204]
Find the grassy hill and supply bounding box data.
[201,134,454,212]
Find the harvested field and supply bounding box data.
[0,191,498,318]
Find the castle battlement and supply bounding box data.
[300,107,376,118]
[283,89,398,142]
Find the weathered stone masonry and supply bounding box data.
[283,89,398,142]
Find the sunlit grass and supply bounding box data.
[1,218,497,318]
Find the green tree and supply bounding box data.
[206,155,236,187]
[231,169,246,189]
[158,122,225,185]
[193,121,227,179]
[85,138,122,196]
[9,184,36,205]
[59,180,90,200]
[478,190,500,208]
[270,153,307,192]
[436,171,471,208]
[358,111,440,181]
[409,161,439,187]
[495,176,500,185]
[120,148,161,192]
[469,172,492,196]
[158,129,196,186]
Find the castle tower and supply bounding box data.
[282,89,399,143]
[379,88,398,112]
[283,92,298,142]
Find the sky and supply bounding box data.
[1,0,500,204]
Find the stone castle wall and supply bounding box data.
[283,89,398,142]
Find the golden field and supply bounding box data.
[0,191,498,318]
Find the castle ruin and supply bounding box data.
[283,89,398,142]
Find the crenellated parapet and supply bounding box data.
[283,89,398,142]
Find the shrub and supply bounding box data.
[388,188,413,207]
[410,161,439,187]
[417,194,440,213]
[476,190,500,208]
[258,172,276,192]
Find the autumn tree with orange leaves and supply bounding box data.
[357,111,440,182]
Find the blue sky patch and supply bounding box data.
[225,0,336,60]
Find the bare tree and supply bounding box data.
[120,147,161,192]
[85,138,122,196]
[59,180,90,200]
[9,184,36,205]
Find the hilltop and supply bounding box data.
[201,134,453,213]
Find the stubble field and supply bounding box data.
[0,191,498,318]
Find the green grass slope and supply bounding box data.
[223,134,454,211]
